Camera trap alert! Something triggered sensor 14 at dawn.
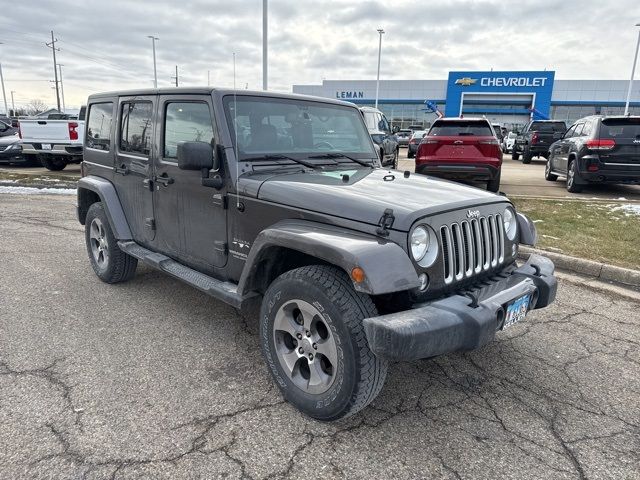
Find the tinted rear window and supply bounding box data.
[600,118,640,139]
[530,121,566,132]
[429,121,492,136]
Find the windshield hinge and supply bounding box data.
[376,208,395,237]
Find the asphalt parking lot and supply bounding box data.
[397,149,640,200]
[1,193,639,479]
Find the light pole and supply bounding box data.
[147,35,159,88]
[624,23,640,115]
[0,42,8,116]
[375,28,384,110]
[11,90,15,116]
[58,64,65,112]
[263,0,268,90]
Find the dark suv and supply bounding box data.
[546,115,640,192]
[77,88,557,421]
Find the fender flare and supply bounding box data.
[77,176,132,240]
[237,220,420,296]
[517,212,537,246]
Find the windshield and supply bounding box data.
[429,121,492,136]
[223,96,377,161]
[530,121,566,132]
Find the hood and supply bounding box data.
[239,168,508,232]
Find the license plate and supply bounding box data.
[41,144,52,150]
[504,294,530,329]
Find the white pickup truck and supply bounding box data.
[19,108,85,171]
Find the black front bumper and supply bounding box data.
[416,163,499,181]
[363,254,557,361]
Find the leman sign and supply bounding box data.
[480,76,548,87]
[335,91,364,99]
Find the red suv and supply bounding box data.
[415,118,503,192]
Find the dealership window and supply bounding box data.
[85,102,113,151]
[120,102,153,156]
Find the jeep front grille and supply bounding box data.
[440,215,504,284]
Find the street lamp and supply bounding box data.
[375,28,384,110]
[147,35,159,88]
[0,42,7,116]
[624,23,640,115]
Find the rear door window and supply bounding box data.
[119,101,153,156]
[599,118,640,139]
[85,102,113,151]
[429,121,492,136]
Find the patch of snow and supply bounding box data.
[0,186,76,195]
[532,219,544,223]
[541,234,560,240]
[610,204,640,217]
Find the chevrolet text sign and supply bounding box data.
[480,76,548,87]
[445,70,555,118]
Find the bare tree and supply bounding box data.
[27,99,48,116]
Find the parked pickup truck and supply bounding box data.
[20,110,85,170]
[77,88,557,421]
[513,120,566,164]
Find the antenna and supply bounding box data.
[233,52,240,208]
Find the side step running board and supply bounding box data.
[118,241,253,309]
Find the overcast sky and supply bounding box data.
[1,0,639,111]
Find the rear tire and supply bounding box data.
[487,170,501,193]
[566,160,583,193]
[85,202,138,283]
[40,156,67,171]
[407,150,414,159]
[260,265,388,421]
[392,148,399,169]
[511,150,520,161]
[522,148,532,164]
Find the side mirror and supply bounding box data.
[392,125,400,134]
[177,141,216,171]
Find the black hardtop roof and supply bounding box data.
[86,88,356,108]
[530,119,566,123]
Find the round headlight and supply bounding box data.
[410,226,429,261]
[503,208,517,240]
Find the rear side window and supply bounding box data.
[530,121,566,133]
[120,101,153,156]
[600,118,640,139]
[164,102,214,159]
[85,102,113,151]
[429,121,492,136]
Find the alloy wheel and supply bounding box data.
[273,299,338,394]
[89,218,109,268]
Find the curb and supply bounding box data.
[518,246,640,288]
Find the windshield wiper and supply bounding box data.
[246,154,325,169]
[308,152,374,168]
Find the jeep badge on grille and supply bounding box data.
[466,209,480,219]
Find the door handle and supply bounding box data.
[155,173,174,186]
[115,163,129,175]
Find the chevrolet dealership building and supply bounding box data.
[293,71,640,130]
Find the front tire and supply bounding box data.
[260,265,388,421]
[544,159,558,181]
[85,202,138,283]
[392,148,399,169]
[511,150,520,161]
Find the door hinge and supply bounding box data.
[142,178,153,191]
[144,217,156,230]
[211,193,227,209]
[214,241,227,253]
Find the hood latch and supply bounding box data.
[376,208,395,237]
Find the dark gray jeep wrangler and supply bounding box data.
[77,88,557,421]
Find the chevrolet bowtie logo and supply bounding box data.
[455,77,477,86]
